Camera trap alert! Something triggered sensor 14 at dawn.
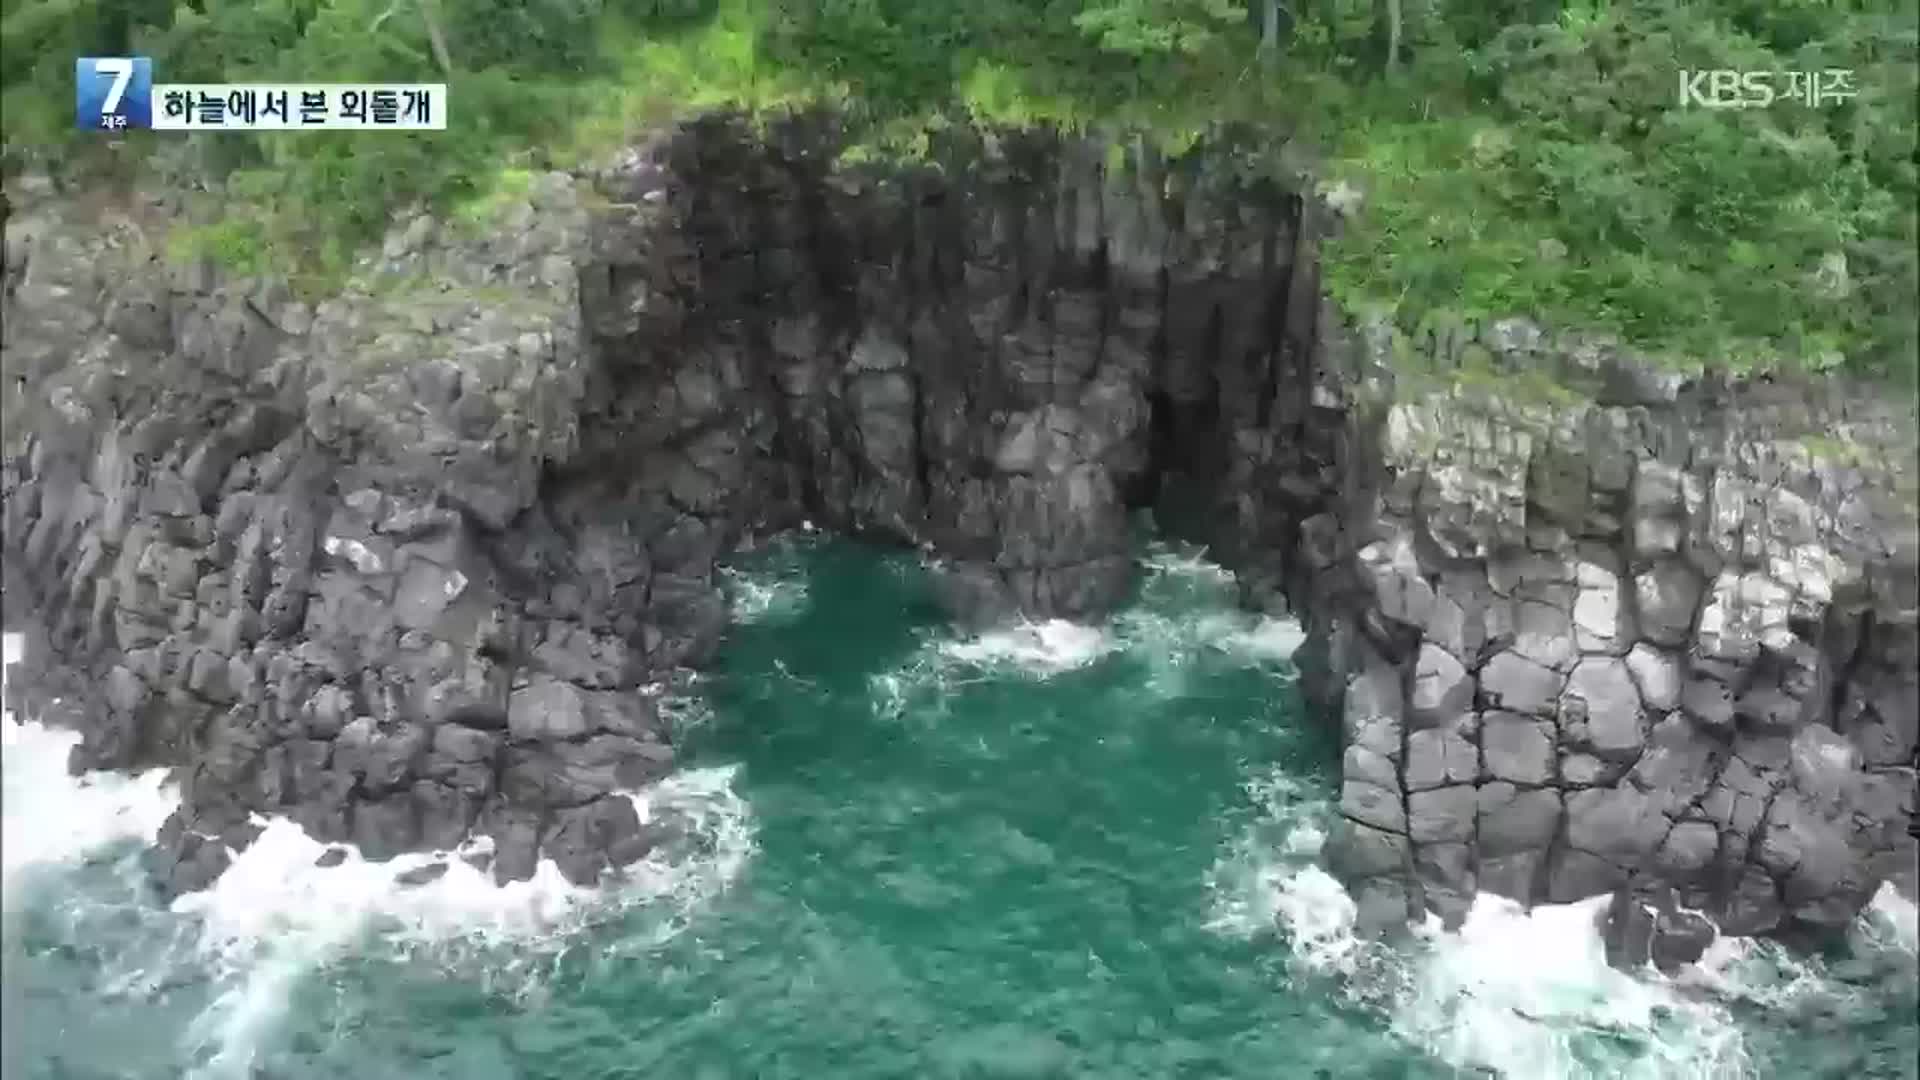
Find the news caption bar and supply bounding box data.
[151,84,447,129]
[78,58,445,131]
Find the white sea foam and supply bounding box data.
[1113,608,1308,672]
[940,618,1117,674]
[1213,615,1309,663]
[1863,881,1918,956]
[867,614,1116,722]
[1206,774,1752,1076]
[1205,769,1367,976]
[177,764,754,1076]
[1115,543,1308,685]
[1207,753,1920,1079]
[1683,937,1841,1030]
[1392,894,1750,1079]
[878,543,1308,708]
[3,631,757,1077]
[2,632,180,902]
[722,563,811,623]
[1673,880,1918,1030]
[1138,544,1238,586]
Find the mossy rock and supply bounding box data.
[1456,343,1496,376]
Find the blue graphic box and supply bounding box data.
[76,57,153,131]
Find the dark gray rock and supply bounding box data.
[1561,657,1645,761]
[1681,671,1737,733]
[1510,599,1576,671]
[1480,712,1554,786]
[1408,785,1478,845]
[1327,817,1412,880]
[1634,561,1702,648]
[1415,841,1476,929]
[0,118,1910,955]
[352,795,420,861]
[1480,651,1563,717]
[1361,538,1435,630]
[1653,820,1721,879]
[1651,906,1715,973]
[1550,847,1629,903]
[333,717,429,795]
[427,723,500,798]
[412,780,478,851]
[1718,864,1786,937]
[394,861,450,887]
[489,817,542,886]
[542,796,647,885]
[1565,785,1664,865]
[1340,775,1407,834]
[1624,644,1682,713]
[1476,783,1562,859]
[1601,882,1658,970]
[146,824,232,899]
[502,734,672,811]
[1405,729,1477,791]
[532,623,647,690]
[1409,644,1474,731]
[507,675,595,742]
[1601,879,1717,973]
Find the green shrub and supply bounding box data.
[2,0,1912,385]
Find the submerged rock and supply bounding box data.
[1600,878,1719,974]
[394,861,450,888]
[1651,907,1716,973]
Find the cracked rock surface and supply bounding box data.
[1295,320,1919,943]
[2,116,1914,943]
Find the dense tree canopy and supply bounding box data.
[2,0,1914,382]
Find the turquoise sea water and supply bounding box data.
[3,539,1915,1079]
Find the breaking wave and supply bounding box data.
[2,636,178,902]
[2,630,755,1078]
[723,565,811,624]
[9,533,1912,1079]
[1205,746,1919,1079]
[722,531,819,624]
[870,541,1307,715]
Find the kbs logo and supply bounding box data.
[76,56,153,130]
[1678,69,1858,110]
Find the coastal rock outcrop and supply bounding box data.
[1288,322,1919,945]
[3,115,1913,946]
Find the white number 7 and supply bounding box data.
[96,58,134,113]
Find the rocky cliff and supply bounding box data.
[3,115,1914,952]
[1296,323,1919,952]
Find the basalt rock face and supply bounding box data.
[2,165,669,892]
[2,115,1915,943]
[1296,324,1920,946]
[0,116,1333,894]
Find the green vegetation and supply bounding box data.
[2,0,1914,383]
[1798,432,1877,468]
